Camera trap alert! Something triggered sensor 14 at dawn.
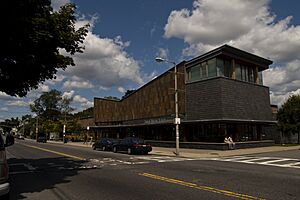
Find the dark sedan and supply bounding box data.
[92,138,119,151]
[37,136,47,143]
[113,137,152,155]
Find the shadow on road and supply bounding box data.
[8,157,94,199]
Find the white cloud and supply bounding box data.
[51,0,70,11]
[46,74,65,85]
[164,0,300,106]
[0,92,17,100]
[62,90,75,99]
[6,100,28,107]
[63,17,145,90]
[73,95,88,103]
[156,48,169,60]
[118,87,126,93]
[72,95,94,111]
[63,79,94,90]
[0,107,8,112]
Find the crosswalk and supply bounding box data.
[8,155,300,174]
[208,155,300,169]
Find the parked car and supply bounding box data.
[92,138,119,151]
[113,137,152,155]
[37,136,47,143]
[0,130,13,199]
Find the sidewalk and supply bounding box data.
[46,140,300,159]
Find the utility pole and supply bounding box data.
[35,116,38,141]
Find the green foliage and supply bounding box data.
[0,117,20,132]
[73,107,94,119]
[1,0,89,96]
[277,95,300,135]
[30,89,73,121]
[122,90,136,99]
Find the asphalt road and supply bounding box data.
[6,139,300,200]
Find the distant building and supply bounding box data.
[92,45,276,145]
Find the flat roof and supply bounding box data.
[186,44,273,70]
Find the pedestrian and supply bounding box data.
[83,134,87,144]
[224,136,231,150]
[228,135,235,150]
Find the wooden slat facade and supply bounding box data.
[94,62,186,124]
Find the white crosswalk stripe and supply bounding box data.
[135,156,197,163]
[209,156,300,169]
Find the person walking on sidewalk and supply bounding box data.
[83,134,88,144]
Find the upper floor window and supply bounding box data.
[186,57,263,85]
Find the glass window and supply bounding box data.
[235,63,242,80]
[258,71,263,85]
[216,58,224,76]
[244,65,248,82]
[207,58,217,78]
[248,67,254,83]
[241,65,247,81]
[201,62,207,79]
[224,60,231,78]
[189,64,200,82]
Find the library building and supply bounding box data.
[91,45,277,149]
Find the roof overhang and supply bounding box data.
[186,44,273,70]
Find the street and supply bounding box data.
[6,140,300,200]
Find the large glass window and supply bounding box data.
[235,63,242,80]
[186,57,263,85]
[224,60,231,78]
[201,62,207,79]
[216,58,224,76]
[188,64,200,82]
[258,71,263,85]
[248,67,254,83]
[207,58,217,78]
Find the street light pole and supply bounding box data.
[155,57,180,156]
[35,116,39,141]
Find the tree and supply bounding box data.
[73,107,94,119]
[122,90,136,99]
[30,89,73,120]
[277,95,300,144]
[1,0,89,96]
[30,89,61,120]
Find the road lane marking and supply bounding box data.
[22,144,86,161]
[139,172,265,200]
[210,156,300,169]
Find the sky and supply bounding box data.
[1,0,300,121]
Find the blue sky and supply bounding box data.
[1,0,300,121]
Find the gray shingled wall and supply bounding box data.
[186,77,272,121]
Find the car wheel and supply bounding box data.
[113,146,117,153]
[127,148,131,155]
[102,146,106,151]
[144,151,148,155]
